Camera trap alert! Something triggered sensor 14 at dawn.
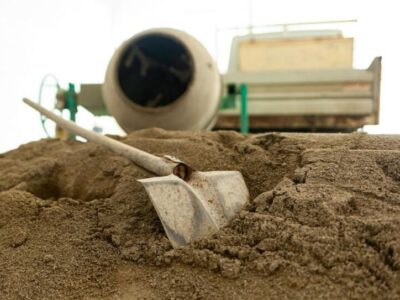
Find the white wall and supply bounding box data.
[0,0,399,152]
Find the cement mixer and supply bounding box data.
[42,28,221,137]
[103,28,221,131]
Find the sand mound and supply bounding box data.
[1,129,400,299]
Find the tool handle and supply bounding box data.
[23,98,177,176]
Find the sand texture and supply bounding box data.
[1,129,400,299]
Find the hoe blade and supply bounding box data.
[138,171,249,248]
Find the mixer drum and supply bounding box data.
[103,28,221,132]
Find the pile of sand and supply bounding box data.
[1,129,399,299]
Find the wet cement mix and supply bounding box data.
[1,129,400,299]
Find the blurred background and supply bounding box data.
[0,0,399,152]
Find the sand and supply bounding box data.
[0,129,400,299]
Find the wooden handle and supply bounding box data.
[23,98,177,176]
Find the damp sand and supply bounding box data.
[1,129,400,299]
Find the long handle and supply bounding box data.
[23,98,177,177]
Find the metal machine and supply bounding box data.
[40,22,382,136]
[78,28,221,133]
[39,28,221,138]
[218,20,382,132]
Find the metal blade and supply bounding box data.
[138,174,219,248]
[189,171,249,228]
[138,171,249,248]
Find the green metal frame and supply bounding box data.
[220,83,248,134]
[65,83,78,139]
[52,82,249,137]
[239,83,248,134]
